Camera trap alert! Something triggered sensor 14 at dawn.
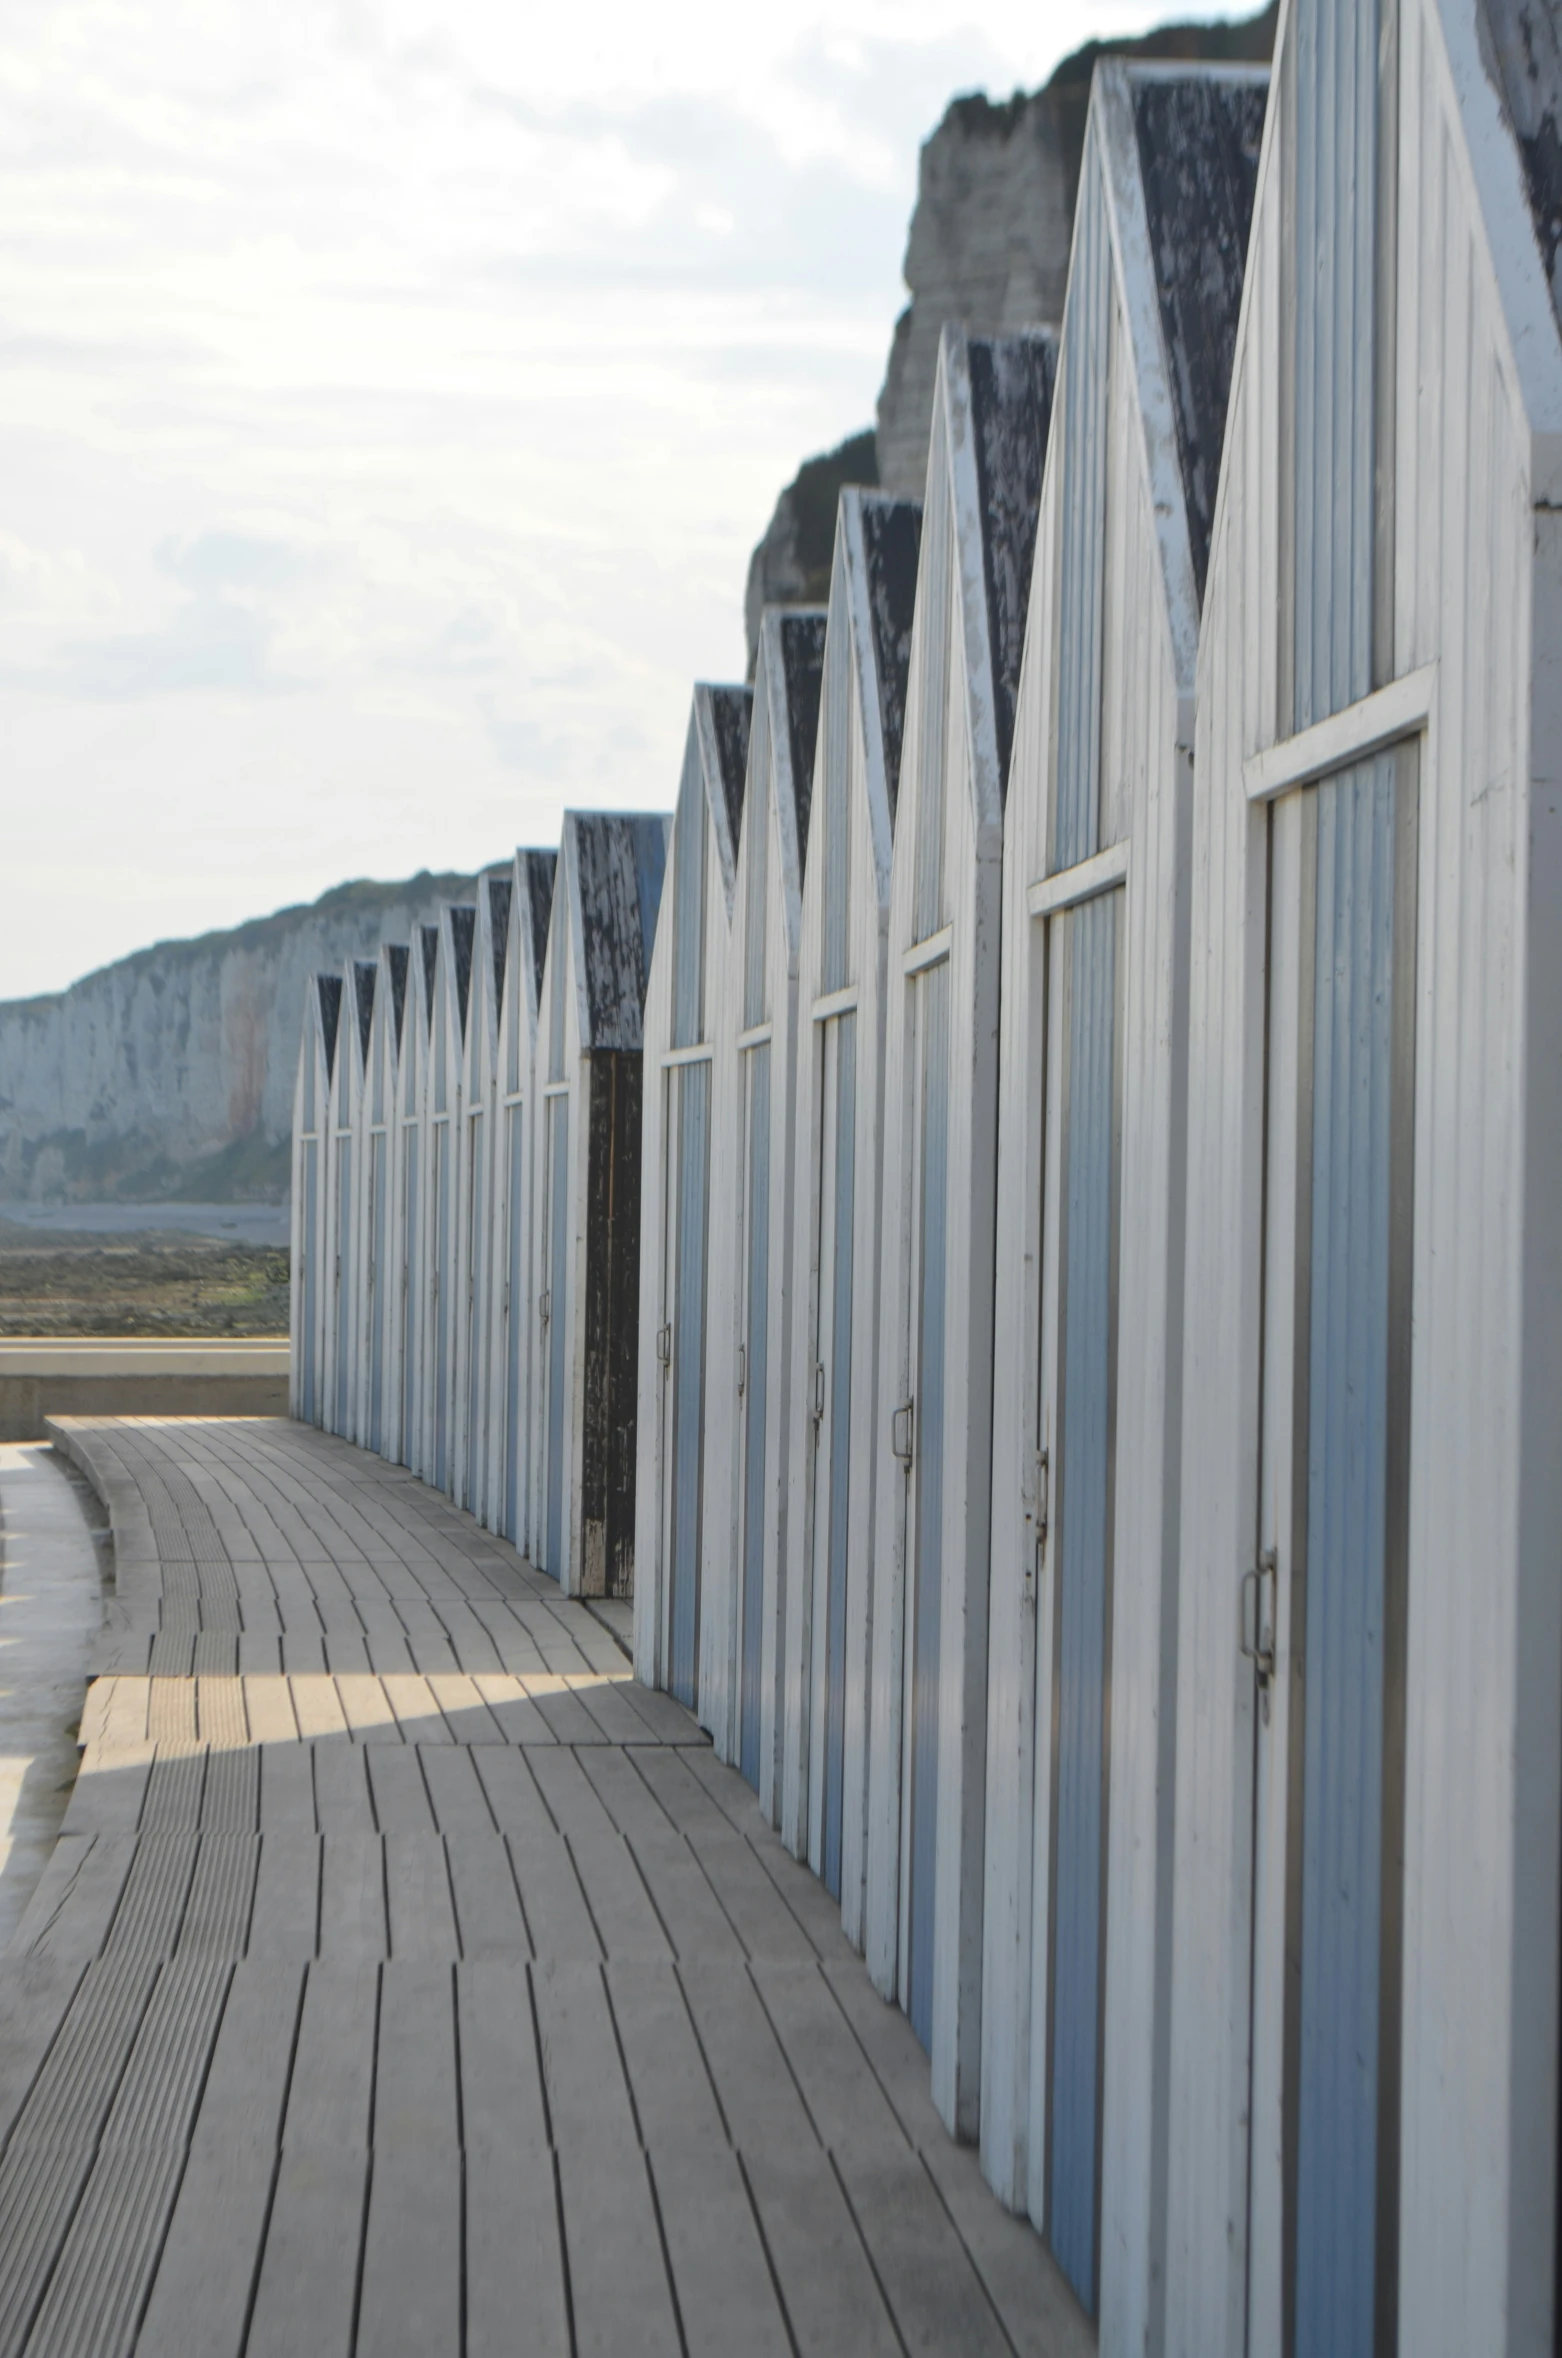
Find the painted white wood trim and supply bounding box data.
[902,924,953,977]
[541,1080,571,1098]
[660,1043,714,1069]
[736,1022,773,1050]
[1025,838,1130,919]
[1243,664,1436,802]
[811,985,859,1024]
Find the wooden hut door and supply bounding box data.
[1029,884,1123,2319]
[1246,750,1417,2358]
[431,1117,452,1492]
[543,1094,570,1580]
[400,1122,419,1463]
[301,1131,319,1423]
[466,1106,486,1512]
[905,956,950,2053]
[811,1010,856,1892]
[334,1130,352,1434]
[369,1127,387,1453]
[662,1058,711,1710]
[503,1100,525,1543]
[738,1040,771,1790]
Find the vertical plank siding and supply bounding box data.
[530,811,668,1600]
[783,488,919,1947]
[291,14,1562,2347]
[868,324,1056,2143]
[634,688,747,1696]
[1165,5,1562,2355]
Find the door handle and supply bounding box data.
[812,1363,826,1422]
[1240,1549,1278,1689]
[892,1401,914,1465]
[656,1323,672,1367]
[737,1343,747,1397]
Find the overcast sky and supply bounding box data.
[1,0,1242,1001]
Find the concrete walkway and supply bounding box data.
[0,1445,103,1952]
[0,1416,1088,2358]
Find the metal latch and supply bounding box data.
[892,1402,914,1466]
[737,1343,747,1397]
[656,1322,671,1367]
[1241,1549,1278,1694]
[538,1289,550,1326]
[813,1363,826,1422]
[1034,1448,1050,1550]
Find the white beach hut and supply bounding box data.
[289,970,342,1427]
[388,924,438,1475]
[865,325,1056,2134]
[701,605,826,1805]
[977,61,1264,2343]
[354,939,408,1461]
[777,490,921,1915]
[418,906,472,1496]
[319,957,375,1442]
[485,849,557,1551]
[452,869,510,1520]
[634,685,750,1706]
[1164,4,1562,2352]
[530,811,668,1596]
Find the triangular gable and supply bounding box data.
[856,492,922,824]
[387,942,409,1051]
[522,850,557,1006]
[316,972,343,1080]
[353,961,376,1066]
[708,687,751,858]
[1480,0,1562,341]
[486,873,512,1012]
[779,612,828,862]
[449,906,476,1039]
[967,332,1057,794]
[1129,68,1266,601]
[568,810,670,1051]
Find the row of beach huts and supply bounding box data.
[292,6,1562,2352]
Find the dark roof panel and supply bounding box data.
[967,331,1058,795]
[522,849,558,1005]
[780,612,828,863]
[317,972,343,1078]
[420,925,439,1023]
[572,812,668,1050]
[353,960,376,1063]
[387,943,409,1050]
[858,494,922,824]
[1132,70,1266,603]
[486,874,512,1010]
[449,906,476,1039]
[709,687,752,852]
[1483,0,1562,343]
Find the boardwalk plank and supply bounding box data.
[21,1420,1076,2358]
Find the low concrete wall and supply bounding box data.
[0,1340,289,1441]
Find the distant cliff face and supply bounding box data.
[746,4,1277,621]
[0,873,474,1204]
[876,8,1277,498]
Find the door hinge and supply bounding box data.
[812,1362,826,1422]
[1240,1548,1278,1695]
[737,1343,747,1397]
[891,1401,914,1466]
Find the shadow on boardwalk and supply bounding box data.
[0,1416,1089,2358]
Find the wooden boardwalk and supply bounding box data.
[0,1417,1087,2358]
